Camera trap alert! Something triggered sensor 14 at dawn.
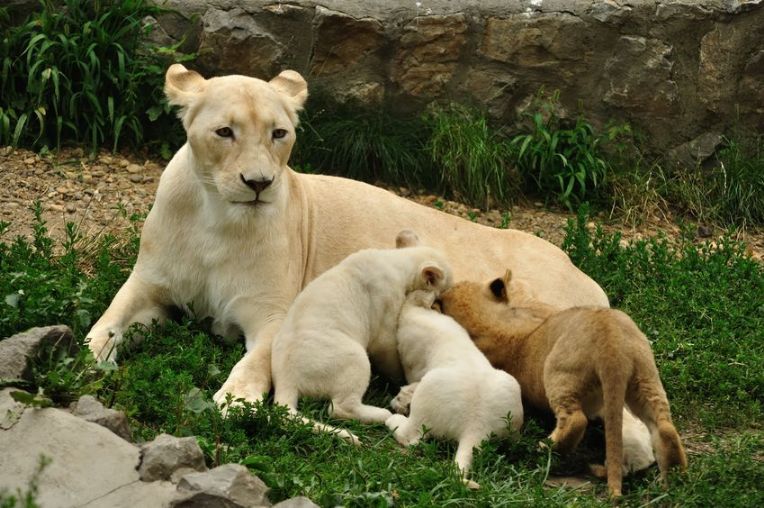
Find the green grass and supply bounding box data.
[1,204,762,506]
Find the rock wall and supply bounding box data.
[149,0,763,152]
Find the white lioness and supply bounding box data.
[270,240,452,443]
[86,64,608,406]
[386,290,523,489]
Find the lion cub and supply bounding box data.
[386,290,523,489]
[440,271,687,497]
[270,241,452,444]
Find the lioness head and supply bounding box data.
[164,64,308,209]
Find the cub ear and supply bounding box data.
[164,64,206,112]
[421,265,445,288]
[489,276,508,302]
[396,229,421,248]
[269,70,308,111]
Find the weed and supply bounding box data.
[668,135,764,228]
[425,103,520,209]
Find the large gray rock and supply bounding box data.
[0,325,74,381]
[139,433,208,483]
[0,388,176,507]
[667,132,725,168]
[172,464,271,507]
[71,394,132,441]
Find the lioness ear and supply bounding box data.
[396,229,421,248]
[489,277,508,302]
[164,64,206,111]
[422,265,444,288]
[269,70,308,111]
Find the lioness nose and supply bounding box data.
[240,174,273,193]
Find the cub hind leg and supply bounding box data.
[626,370,688,485]
[545,375,589,453]
[328,342,393,424]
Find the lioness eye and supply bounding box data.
[215,127,233,138]
[272,128,288,140]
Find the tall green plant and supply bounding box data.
[0,0,190,152]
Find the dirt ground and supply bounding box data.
[2,146,763,261]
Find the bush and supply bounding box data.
[0,0,190,153]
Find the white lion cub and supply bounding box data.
[386,290,523,489]
[270,243,452,444]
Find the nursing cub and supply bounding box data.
[386,290,523,489]
[440,271,687,497]
[270,239,452,443]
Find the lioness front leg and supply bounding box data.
[214,319,281,408]
[87,272,169,362]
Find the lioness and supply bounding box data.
[439,271,688,497]
[86,64,608,406]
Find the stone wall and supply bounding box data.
[148,0,763,152]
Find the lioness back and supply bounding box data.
[301,174,608,309]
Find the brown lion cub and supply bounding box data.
[439,270,687,497]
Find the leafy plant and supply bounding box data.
[0,0,192,152]
[509,92,616,209]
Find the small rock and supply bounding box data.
[48,204,64,212]
[172,464,271,507]
[129,174,143,183]
[139,433,207,483]
[0,325,75,381]
[273,497,319,508]
[697,225,713,238]
[66,204,77,213]
[119,159,130,168]
[23,157,35,164]
[127,163,142,174]
[71,395,132,441]
[56,186,69,195]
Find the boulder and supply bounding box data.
[172,464,271,507]
[310,6,384,77]
[139,433,208,483]
[71,394,132,441]
[0,388,175,507]
[0,325,74,381]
